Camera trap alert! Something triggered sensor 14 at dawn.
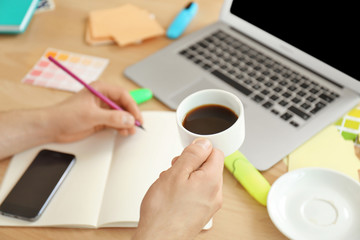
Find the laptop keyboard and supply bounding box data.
[179,30,340,128]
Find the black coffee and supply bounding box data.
[182,104,238,135]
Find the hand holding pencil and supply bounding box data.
[48,56,144,130]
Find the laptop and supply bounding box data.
[125,1,360,170]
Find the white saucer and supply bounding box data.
[267,167,360,240]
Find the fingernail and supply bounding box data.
[122,114,135,125]
[193,138,211,150]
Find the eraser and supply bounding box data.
[130,88,153,104]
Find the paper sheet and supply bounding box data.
[288,125,360,181]
[22,48,109,92]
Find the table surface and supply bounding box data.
[0,0,288,239]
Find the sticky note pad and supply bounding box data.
[335,106,360,141]
[22,48,109,92]
[85,21,114,46]
[288,125,360,181]
[88,4,165,47]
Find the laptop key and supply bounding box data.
[252,95,264,103]
[306,95,316,102]
[198,42,207,49]
[261,89,270,95]
[288,106,310,120]
[291,97,301,104]
[310,101,327,114]
[211,70,253,96]
[280,112,293,121]
[270,94,279,101]
[288,85,297,91]
[194,59,202,64]
[202,64,212,70]
[309,88,319,94]
[300,83,310,89]
[319,93,334,103]
[282,92,291,98]
[271,109,279,115]
[273,87,282,93]
[262,101,273,109]
[300,102,311,110]
[186,54,195,60]
[279,100,289,106]
[290,121,299,127]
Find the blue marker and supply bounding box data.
[166,2,198,39]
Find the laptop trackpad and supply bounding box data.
[170,78,220,105]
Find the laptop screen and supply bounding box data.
[230,3,359,81]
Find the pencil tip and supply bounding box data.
[138,125,145,131]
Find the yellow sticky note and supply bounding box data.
[348,108,360,118]
[288,125,360,181]
[344,119,360,129]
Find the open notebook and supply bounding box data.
[0,111,213,228]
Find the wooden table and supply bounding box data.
[0,0,288,239]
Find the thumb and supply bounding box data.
[171,138,213,176]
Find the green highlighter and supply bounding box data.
[130,88,153,104]
[224,151,271,206]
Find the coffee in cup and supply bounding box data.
[176,89,245,156]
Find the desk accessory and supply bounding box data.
[334,106,360,141]
[87,4,164,47]
[288,104,360,181]
[130,88,153,105]
[288,125,360,181]
[224,151,270,206]
[267,167,360,240]
[22,48,109,92]
[0,0,39,34]
[48,56,144,130]
[166,2,198,39]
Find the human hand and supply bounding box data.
[132,138,224,240]
[47,81,143,143]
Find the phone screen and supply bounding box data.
[0,149,75,221]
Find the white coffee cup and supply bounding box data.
[176,89,245,156]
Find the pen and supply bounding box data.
[166,2,198,39]
[48,56,144,130]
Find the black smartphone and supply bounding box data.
[0,149,75,221]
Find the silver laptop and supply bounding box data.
[125,1,360,170]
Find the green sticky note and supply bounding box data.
[341,131,358,141]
